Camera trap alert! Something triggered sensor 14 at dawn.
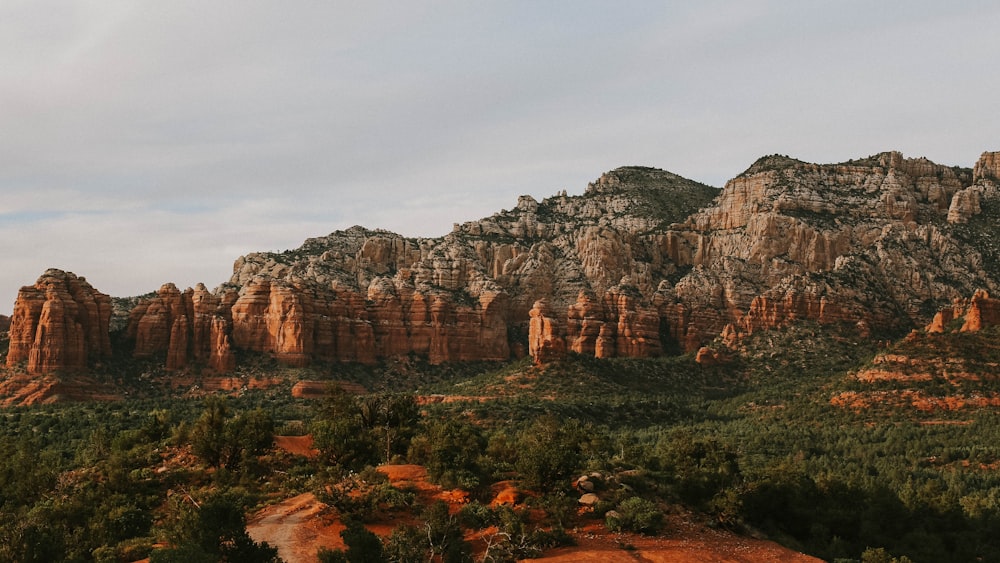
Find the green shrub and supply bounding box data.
[605,497,664,535]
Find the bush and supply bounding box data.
[605,497,664,535]
[514,415,584,491]
[383,524,425,562]
[412,419,486,490]
[458,501,499,529]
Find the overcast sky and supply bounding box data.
[2,0,999,314]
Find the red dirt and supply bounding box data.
[0,373,121,406]
[274,435,319,458]
[247,492,344,563]
[245,464,821,563]
[376,464,470,507]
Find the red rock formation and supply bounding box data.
[5,269,111,374]
[0,315,10,333]
[961,290,1000,332]
[738,289,845,334]
[531,288,661,363]
[565,292,604,356]
[528,300,565,364]
[224,276,510,367]
[230,279,311,366]
[695,346,728,366]
[208,316,236,373]
[166,316,189,370]
[128,282,236,372]
[922,290,1000,334]
[603,288,662,358]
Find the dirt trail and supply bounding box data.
[247,493,344,563]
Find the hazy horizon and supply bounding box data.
[3,1,999,314]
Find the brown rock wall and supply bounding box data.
[530,287,662,363]
[961,290,1000,332]
[128,283,233,372]
[974,151,1000,182]
[528,300,565,365]
[5,269,111,374]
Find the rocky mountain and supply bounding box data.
[5,151,1000,378]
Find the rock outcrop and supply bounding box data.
[653,151,996,349]
[130,151,1000,368]
[974,151,1000,182]
[528,300,566,365]
[5,269,112,374]
[924,289,1000,334]
[222,167,717,366]
[12,151,1000,376]
[127,282,238,372]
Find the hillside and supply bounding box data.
[4,150,1000,382]
[3,151,1000,562]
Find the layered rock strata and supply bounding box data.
[653,151,998,349]
[126,283,237,372]
[5,269,112,374]
[13,151,1000,375]
[140,151,1000,368]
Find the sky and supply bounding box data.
[2,0,999,314]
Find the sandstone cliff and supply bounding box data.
[123,151,1000,369]
[126,282,237,372]
[654,151,999,350]
[5,269,112,374]
[219,167,716,367]
[10,151,1000,376]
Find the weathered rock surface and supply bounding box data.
[127,282,237,372]
[529,300,566,365]
[11,151,1000,377]
[223,167,716,367]
[924,289,1000,334]
[5,269,112,374]
[655,151,996,350]
[120,151,1000,368]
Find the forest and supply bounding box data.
[1,323,1000,562]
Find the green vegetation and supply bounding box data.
[1,323,1000,561]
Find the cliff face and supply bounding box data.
[5,269,112,374]
[219,167,717,368]
[121,151,1000,369]
[9,151,1000,377]
[126,283,237,372]
[653,151,999,349]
